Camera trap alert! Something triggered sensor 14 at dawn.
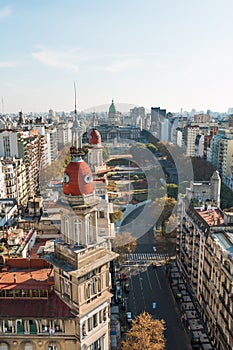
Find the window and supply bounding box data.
[23,343,33,350]
[87,337,103,350]
[87,216,93,244]
[86,283,91,299]
[88,317,92,332]
[0,343,8,350]
[64,217,69,242]
[74,219,82,245]
[103,308,107,321]
[97,277,101,293]
[93,313,98,328]
[82,322,87,337]
[3,136,10,157]
[63,279,71,297]
[91,279,97,295]
[48,344,59,350]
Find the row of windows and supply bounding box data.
[64,216,94,245]
[0,289,48,298]
[0,343,59,350]
[0,319,62,335]
[82,308,108,337]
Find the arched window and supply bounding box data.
[47,343,60,350]
[97,277,101,293]
[87,216,93,245]
[91,278,97,295]
[86,283,91,299]
[0,343,9,350]
[23,343,33,350]
[74,219,82,245]
[64,217,69,243]
[82,322,87,337]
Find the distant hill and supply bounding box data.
[83,103,148,114]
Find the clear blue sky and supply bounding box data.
[1,0,233,113]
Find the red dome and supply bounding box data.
[63,159,94,196]
[89,129,101,145]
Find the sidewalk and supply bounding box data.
[167,262,214,350]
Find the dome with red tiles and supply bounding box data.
[63,158,94,196]
[89,129,101,145]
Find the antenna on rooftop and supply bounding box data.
[74,82,77,116]
[1,96,4,114]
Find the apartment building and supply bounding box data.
[0,130,47,197]
[177,173,233,349]
[217,138,233,185]
[45,126,58,164]
[0,157,28,205]
[57,122,72,150]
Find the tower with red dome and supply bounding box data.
[42,97,117,349]
[88,128,106,173]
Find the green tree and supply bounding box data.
[113,232,136,263]
[146,143,158,154]
[149,196,176,236]
[167,183,178,199]
[122,312,166,350]
[220,183,233,209]
[110,210,123,223]
[103,145,110,161]
[39,144,71,189]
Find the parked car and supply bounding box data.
[121,298,126,310]
[126,312,132,323]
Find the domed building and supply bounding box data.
[0,101,117,350]
[108,99,116,119]
[87,128,106,173]
[108,99,120,124]
[40,141,117,349]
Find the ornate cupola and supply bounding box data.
[59,86,100,248]
[89,128,101,146]
[88,128,104,173]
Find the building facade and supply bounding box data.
[177,174,233,350]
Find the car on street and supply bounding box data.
[126,311,132,323]
[153,246,157,252]
[152,261,157,268]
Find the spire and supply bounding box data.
[71,82,84,159]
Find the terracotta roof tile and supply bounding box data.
[0,292,74,318]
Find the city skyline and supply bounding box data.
[1,0,233,114]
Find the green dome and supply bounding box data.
[109,99,116,114]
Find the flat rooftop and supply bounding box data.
[0,258,54,290]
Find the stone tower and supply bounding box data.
[48,133,117,349]
[210,170,221,208]
[88,129,104,173]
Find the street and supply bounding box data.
[119,232,191,350]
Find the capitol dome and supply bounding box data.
[109,99,116,114]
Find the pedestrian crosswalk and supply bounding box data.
[124,252,169,262]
